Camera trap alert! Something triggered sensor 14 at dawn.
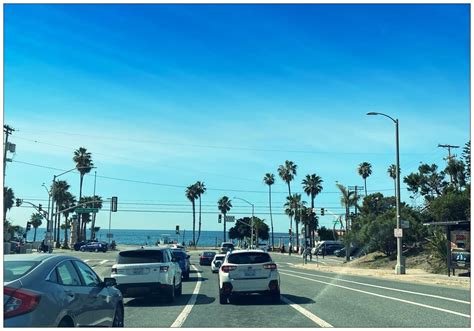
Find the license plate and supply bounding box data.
[244,270,256,277]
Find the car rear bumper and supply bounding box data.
[221,278,279,294]
[117,282,172,298]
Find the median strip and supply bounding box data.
[280,271,470,318]
[171,265,202,328]
[280,295,333,327]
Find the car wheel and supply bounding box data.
[175,280,182,296]
[94,248,99,252]
[112,304,124,327]
[270,290,280,303]
[219,290,228,304]
[184,271,190,280]
[58,317,74,327]
[167,279,176,303]
[80,248,85,252]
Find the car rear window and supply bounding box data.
[222,243,234,248]
[118,250,164,264]
[215,256,225,261]
[227,252,271,264]
[203,252,215,257]
[172,251,186,259]
[4,261,40,281]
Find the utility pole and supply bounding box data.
[438,143,460,184]
[3,125,15,184]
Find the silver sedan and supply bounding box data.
[4,254,124,327]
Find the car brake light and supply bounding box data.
[263,263,277,270]
[160,266,169,272]
[111,268,117,274]
[221,265,237,273]
[4,287,41,319]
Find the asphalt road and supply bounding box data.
[63,249,470,328]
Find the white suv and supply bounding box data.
[218,250,280,304]
[111,247,182,302]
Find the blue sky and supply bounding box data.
[4,4,470,233]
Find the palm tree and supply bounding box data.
[357,162,372,196]
[252,218,266,246]
[3,186,15,222]
[336,183,359,261]
[263,173,275,249]
[217,196,232,242]
[278,160,297,244]
[88,195,103,240]
[186,184,198,246]
[284,194,305,252]
[52,180,70,248]
[194,181,206,246]
[73,147,94,242]
[30,213,43,242]
[302,174,323,247]
[61,192,76,248]
[387,164,397,197]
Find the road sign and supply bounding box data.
[75,207,99,213]
[224,216,235,222]
[401,220,410,229]
[394,228,403,238]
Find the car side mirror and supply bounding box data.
[103,277,117,287]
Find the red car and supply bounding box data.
[199,251,216,265]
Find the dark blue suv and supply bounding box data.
[171,249,190,280]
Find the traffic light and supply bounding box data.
[289,228,292,236]
[38,204,42,212]
[15,198,22,207]
[218,214,222,223]
[176,225,180,235]
[26,222,31,232]
[321,208,325,216]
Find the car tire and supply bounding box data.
[175,280,182,296]
[183,271,190,281]
[112,304,124,327]
[270,290,280,303]
[94,248,99,252]
[219,290,228,304]
[167,279,176,303]
[58,317,74,327]
[80,247,85,252]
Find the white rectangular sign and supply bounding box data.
[394,228,403,238]
[224,216,235,222]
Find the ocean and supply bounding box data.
[27,228,293,247]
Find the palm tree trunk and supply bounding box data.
[223,212,227,242]
[269,185,274,250]
[196,197,202,246]
[364,178,367,196]
[55,213,61,248]
[192,201,196,247]
[90,213,96,240]
[345,206,350,262]
[287,182,292,250]
[33,227,37,242]
[64,218,69,248]
[77,174,84,242]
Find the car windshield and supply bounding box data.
[215,256,225,261]
[118,250,164,264]
[227,252,271,264]
[4,261,40,281]
[203,252,215,257]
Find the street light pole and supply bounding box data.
[367,112,405,275]
[233,197,255,249]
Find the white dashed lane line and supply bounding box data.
[171,265,202,328]
[280,295,333,327]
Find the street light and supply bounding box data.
[367,112,405,275]
[233,197,255,249]
[48,166,96,248]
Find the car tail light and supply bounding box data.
[111,268,117,274]
[221,265,237,273]
[263,263,277,270]
[160,266,169,272]
[4,287,41,319]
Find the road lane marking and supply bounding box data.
[280,268,470,305]
[280,272,470,318]
[171,265,202,328]
[99,259,108,265]
[280,295,333,327]
[84,259,90,262]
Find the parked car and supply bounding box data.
[4,254,124,327]
[199,251,216,265]
[211,254,226,273]
[111,247,182,302]
[73,239,98,251]
[218,250,280,304]
[80,241,108,252]
[171,248,190,280]
[219,242,235,254]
